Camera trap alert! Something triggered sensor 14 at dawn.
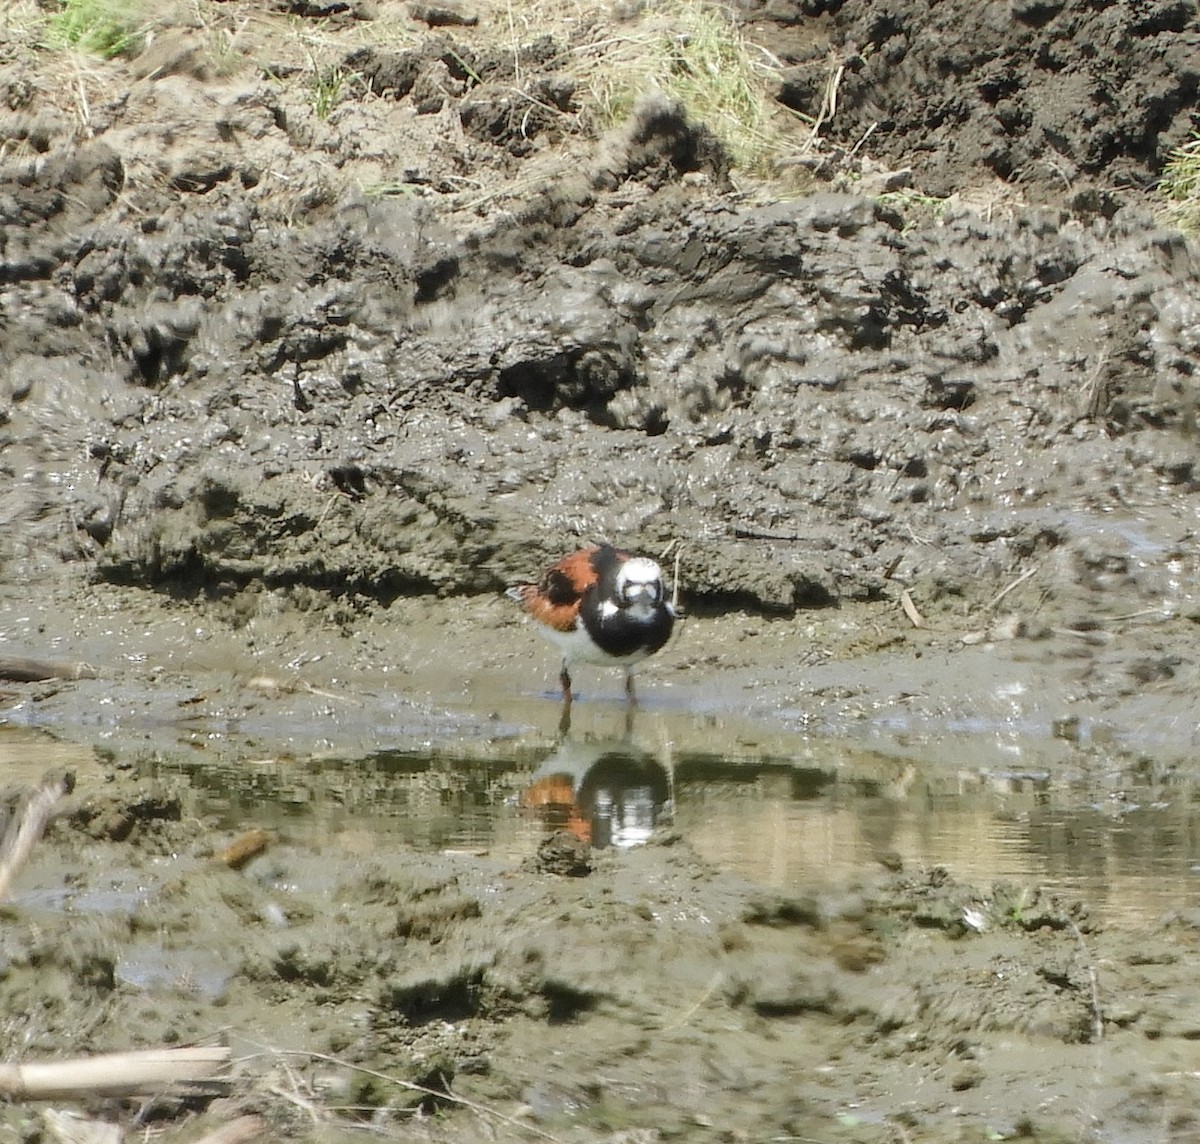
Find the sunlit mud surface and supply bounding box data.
[5,583,1200,1143]
[4,0,1200,1135]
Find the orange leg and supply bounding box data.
[558,663,573,736]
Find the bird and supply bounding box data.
[506,544,676,708]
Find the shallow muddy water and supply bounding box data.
[11,690,1197,930]
[7,598,1200,1143]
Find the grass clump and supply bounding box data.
[507,0,803,180]
[1159,133,1200,234]
[48,0,147,59]
[311,63,346,120]
[589,1,790,176]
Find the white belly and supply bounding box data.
[537,620,651,669]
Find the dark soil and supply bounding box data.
[2,0,1200,1140]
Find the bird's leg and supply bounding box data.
[625,669,638,707]
[558,662,573,736]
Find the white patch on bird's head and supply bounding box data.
[615,557,664,605]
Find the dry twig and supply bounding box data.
[1068,920,1104,1044]
[250,1047,569,1144]
[983,565,1038,612]
[899,589,924,628]
[0,656,97,682]
[0,1047,230,1100]
[0,771,75,904]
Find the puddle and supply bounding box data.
[6,698,1200,929]
[117,719,1200,929]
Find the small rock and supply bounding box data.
[409,2,478,26]
[950,1064,985,1091]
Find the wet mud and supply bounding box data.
[3,0,1200,1140]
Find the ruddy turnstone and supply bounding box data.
[506,544,675,705]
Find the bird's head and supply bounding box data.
[615,557,666,609]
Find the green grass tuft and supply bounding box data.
[1159,133,1200,234]
[49,0,147,59]
[586,0,796,178]
[312,64,346,120]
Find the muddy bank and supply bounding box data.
[5,743,1200,1144]
[3,0,1200,1141]
[1,1,1199,633]
[6,183,1200,624]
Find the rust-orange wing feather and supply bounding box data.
[513,548,600,633]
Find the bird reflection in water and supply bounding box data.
[520,738,671,849]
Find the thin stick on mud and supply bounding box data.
[983,565,1038,612]
[0,1047,231,1100]
[0,656,97,682]
[1068,920,1104,1044]
[0,771,75,904]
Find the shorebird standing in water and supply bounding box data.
[506,544,676,710]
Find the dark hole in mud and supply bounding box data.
[642,404,670,436]
[328,464,367,498]
[751,983,838,1019]
[126,326,192,386]
[274,943,338,987]
[348,47,423,100]
[497,348,636,419]
[414,254,460,302]
[743,892,823,929]
[285,1,351,18]
[381,964,484,1024]
[880,269,947,330]
[199,479,240,519]
[847,450,879,471]
[924,377,976,410]
[410,1060,457,1115]
[1012,2,1061,30]
[68,788,181,843]
[542,978,597,1024]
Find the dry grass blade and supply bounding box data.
[41,1110,121,1144]
[0,771,75,904]
[983,565,1038,612]
[899,589,924,628]
[1067,920,1103,1044]
[247,1046,570,1144]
